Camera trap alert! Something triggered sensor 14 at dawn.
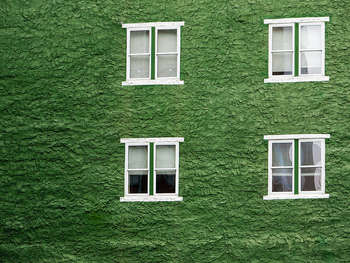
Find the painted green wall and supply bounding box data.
[1,0,350,262]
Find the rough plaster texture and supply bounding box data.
[1,0,350,262]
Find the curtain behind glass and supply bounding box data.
[156,145,175,168]
[300,25,322,75]
[130,31,149,54]
[128,146,147,169]
[272,143,292,166]
[157,29,177,53]
[272,26,293,76]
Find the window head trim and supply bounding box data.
[264,17,329,24]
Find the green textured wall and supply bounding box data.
[1,0,350,262]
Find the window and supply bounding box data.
[264,17,329,83]
[263,134,330,200]
[122,22,184,86]
[120,137,184,202]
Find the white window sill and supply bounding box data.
[120,196,183,202]
[122,79,184,86]
[263,194,329,200]
[264,76,329,83]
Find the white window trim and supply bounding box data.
[268,140,295,197]
[120,137,184,202]
[268,23,295,79]
[122,22,184,86]
[299,22,325,77]
[298,139,326,195]
[264,17,329,83]
[263,134,330,200]
[155,26,181,81]
[124,142,150,198]
[153,142,179,197]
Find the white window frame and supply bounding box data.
[122,22,184,86]
[264,17,329,83]
[263,134,330,200]
[268,140,294,197]
[155,26,181,80]
[124,142,150,198]
[298,139,326,195]
[120,137,184,202]
[126,27,152,81]
[268,23,295,79]
[153,142,179,197]
[299,22,325,77]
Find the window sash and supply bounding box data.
[268,140,294,195]
[125,143,150,196]
[268,23,295,78]
[153,142,179,196]
[298,139,325,194]
[299,22,325,76]
[126,27,152,80]
[155,27,181,80]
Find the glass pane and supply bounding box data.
[300,141,322,166]
[156,145,175,168]
[129,170,148,194]
[301,25,322,50]
[157,54,177,77]
[272,52,293,75]
[272,26,293,50]
[272,168,293,192]
[301,168,322,191]
[128,146,147,169]
[130,55,150,78]
[272,143,293,167]
[130,30,149,54]
[157,29,177,53]
[156,170,175,193]
[300,51,322,75]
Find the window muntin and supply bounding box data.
[154,143,178,195]
[127,28,151,80]
[270,25,294,76]
[126,144,149,195]
[269,140,294,194]
[299,23,325,76]
[299,140,325,193]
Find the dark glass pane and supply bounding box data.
[129,171,147,194]
[156,171,175,193]
[272,176,292,192]
[301,168,321,191]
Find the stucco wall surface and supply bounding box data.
[1,0,350,262]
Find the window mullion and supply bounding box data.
[295,23,299,77]
[150,142,154,195]
[151,27,155,80]
[294,139,299,194]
